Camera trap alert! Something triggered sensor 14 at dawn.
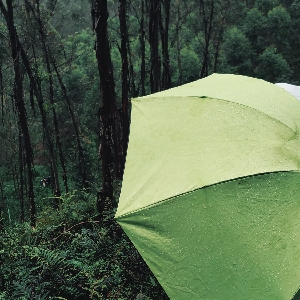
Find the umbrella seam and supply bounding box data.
[115,170,300,220]
[133,96,299,134]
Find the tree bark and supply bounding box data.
[0,61,4,124]
[140,0,146,96]
[2,0,36,227]
[119,0,130,174]
[149,0,161,93]
[93,0,118,215]
[176,2,182,85]
[24,0,67,202]
[160,0,171,90]
[18,123,25,222]
[1,0,68,206]
[199,0,214,78]
[32,42,69,195]
[212,1,231,73]
[51,59,89,189]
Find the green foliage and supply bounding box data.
[255,46,292,82]
[255,0,280,15]
[290,0,300,20]
[219,27,253,75]
[180,47,200,84]
[37,189,98,228]
[267,5,291,32]
[50,0,91,37]
[0,191,168,299]
[266,5,292,52]
[243,8,267,52]
[218,1,293,81]
[62,29,99,130]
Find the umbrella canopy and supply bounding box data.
[115,74,300,299]
[276,82,300,101]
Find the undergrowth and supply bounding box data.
[0,190,169,299]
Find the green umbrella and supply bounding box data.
[115,74,300,299]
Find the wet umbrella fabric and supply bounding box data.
[115,74,300,299]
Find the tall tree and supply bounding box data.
[92,0,118,218]
[0,62,4,124]
[140,0,146,95]
[149,0,161,92]
[0,0,36,226]
[51,58,89,189]
[199,0,214,78]
[119,0,130,172]
[160,0,171,90]
[24,0,62,201]
[18,122,25,222]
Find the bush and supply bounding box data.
[0,191,169,299]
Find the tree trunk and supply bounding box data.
[2,0,36,227]
[52,59,89,189]
[0,181,3,232]
[199,0,214,78]
[32,42,69,195]
[24,0,64,202]
[93,0,118,217]
[40,56,61,200]
[140,0,146,96]
[212,1,231,73]
[36,6,61,200]
[0,61,4,124]
[18,123,25,222]
[176,2,182,85]
[149,0,161,93]
[1,0,68,216]
[119,0,130,175]
[160,0,171,90]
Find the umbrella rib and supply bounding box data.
[131,95,299,134]
[190,95,299,134]
[133,95,299,134]
[115,170,299,220]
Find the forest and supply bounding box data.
[0,0,300,299]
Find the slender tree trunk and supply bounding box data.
[32,43,69,194]
[3,4,65,198]
[119,0,130,174]
[140,0,146,96]
[0,179,3,291]
[12,164,20,203]
[24,0,64,203]
[149,0,161,93]
[160,0,171,90]
[42,60,61,199]
[18,0,68,196]
[3,0,36,227]
[213,35,221,73]
[213,2,230,73]
[36,7,61,200]
[1,0,68,210]
[128,47,137,97]
[0,61,4,124]
[0,181,3,232]
[51,59,89,189]
[176,2,182,85]
[199,0,214,78]
[18,123,25,222]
